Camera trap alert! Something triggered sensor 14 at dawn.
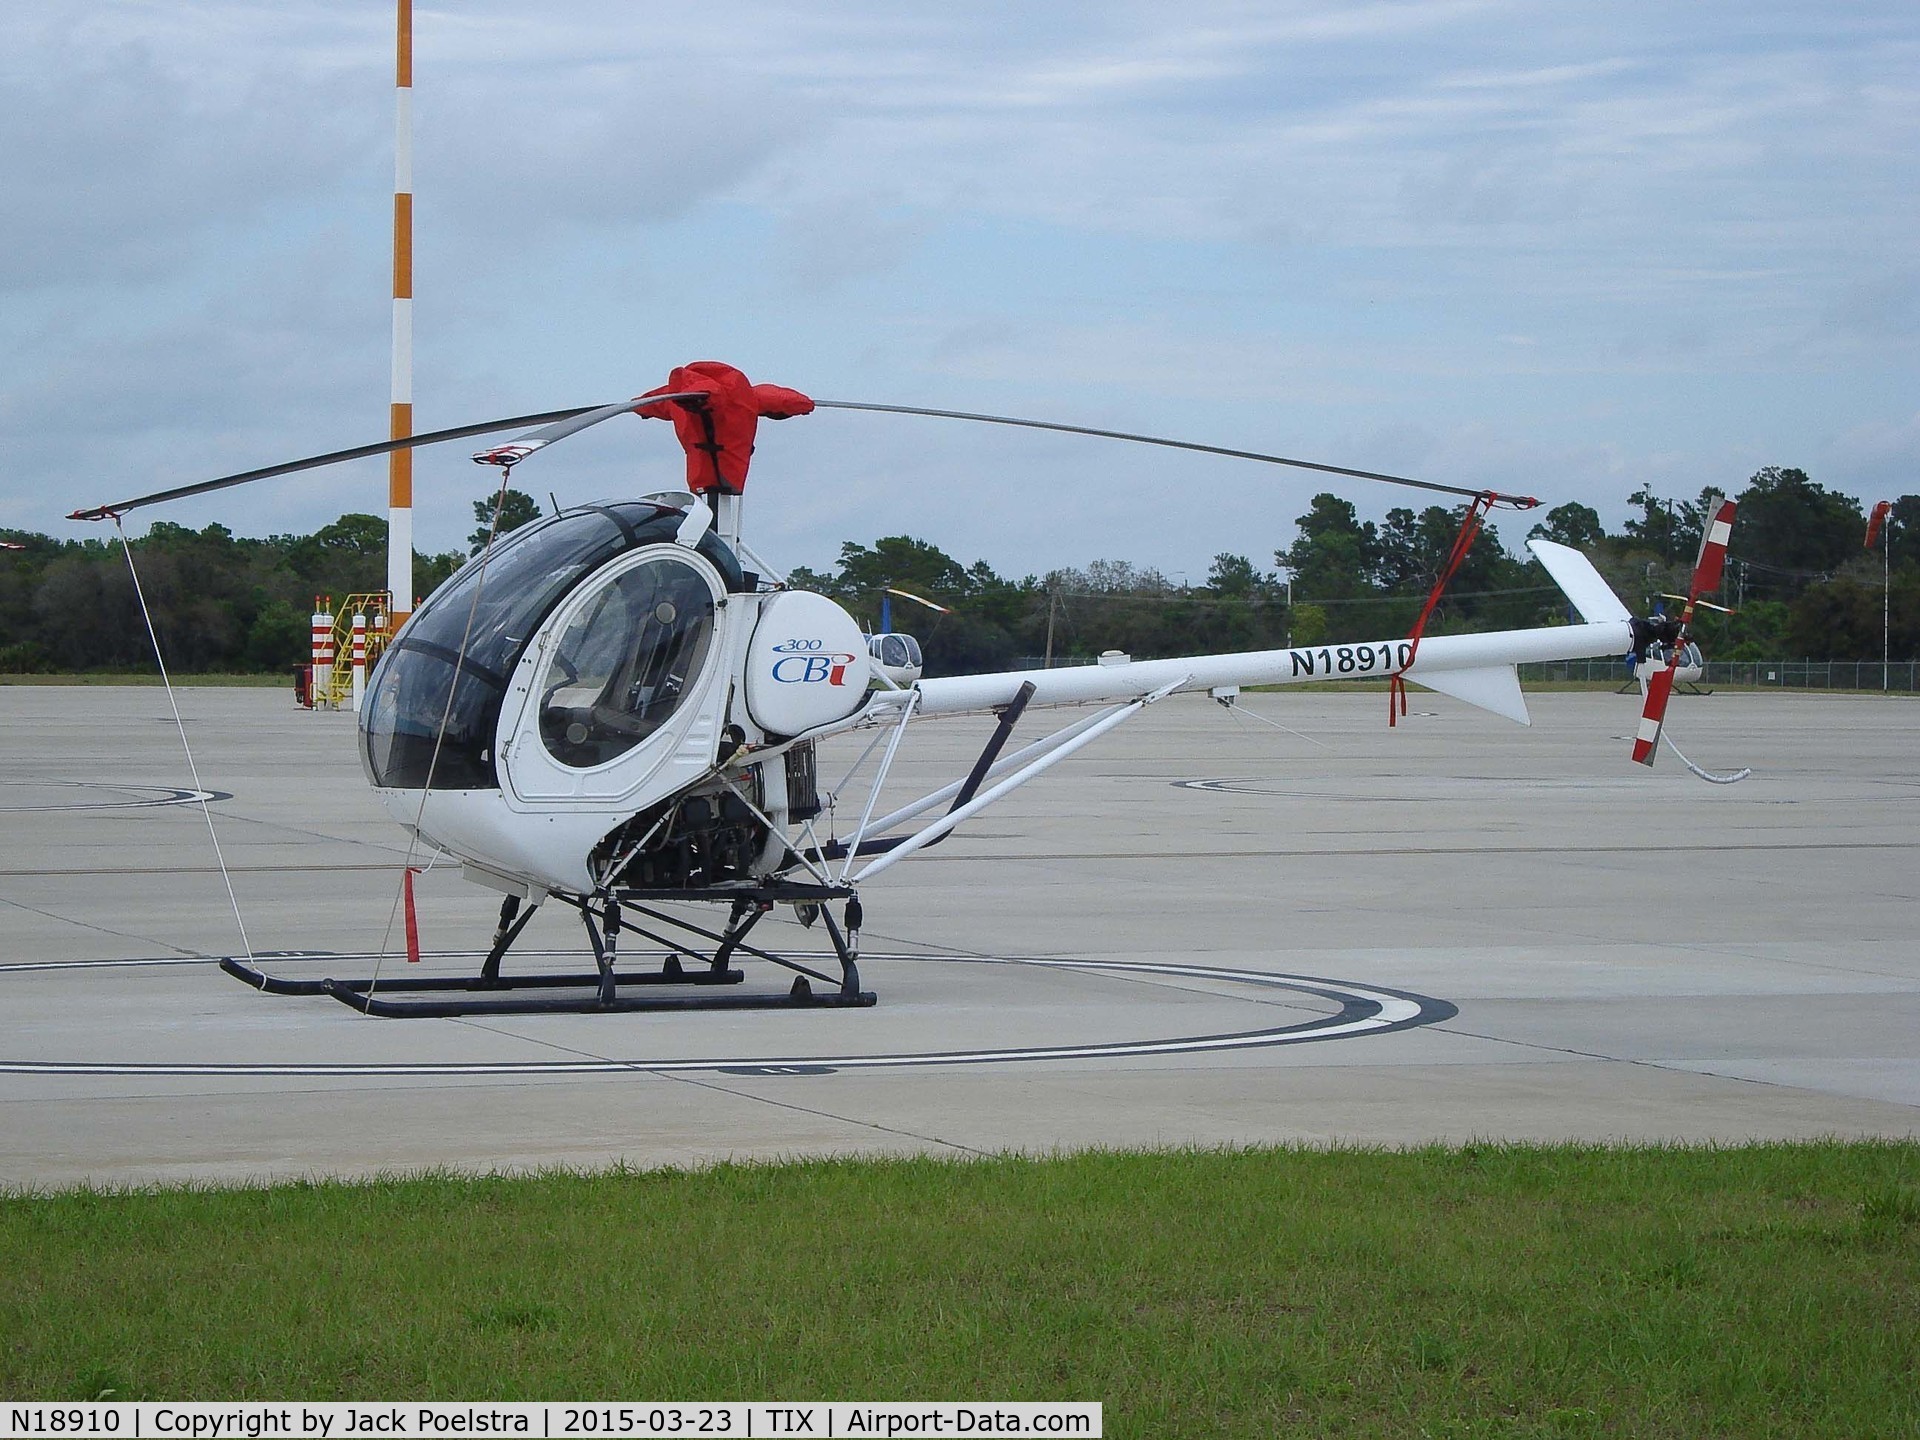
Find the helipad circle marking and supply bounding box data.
[1175,775,1466,802]
[0,954,1456,1077]
[0,781,231,813]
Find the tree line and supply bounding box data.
[792,468,1917,673]
[0,514,469,675]
[2,469,1912,676]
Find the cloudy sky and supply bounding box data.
[4,1,1916,581]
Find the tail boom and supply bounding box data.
[912,619,1631,719]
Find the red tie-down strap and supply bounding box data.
[633,362,815,495]
[1387,493,1499,726]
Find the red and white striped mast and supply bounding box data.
[386,0,414,627]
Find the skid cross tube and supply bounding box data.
[612,897,865,997]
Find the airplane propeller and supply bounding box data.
[1630,494,1737,769]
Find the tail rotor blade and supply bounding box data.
[1632,664,1677,767]
[1627,495,1743,777]
[1690,496,1737,600]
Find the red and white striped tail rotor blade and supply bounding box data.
[1690,496,1737,600]
[1632,665,1677,767]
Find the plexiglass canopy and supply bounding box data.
[537,556,716,769]
[361,501,742,790]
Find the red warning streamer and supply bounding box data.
[403,866,423,964]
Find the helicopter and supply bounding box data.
[867,588,949,687]
[71,361,1742,1017]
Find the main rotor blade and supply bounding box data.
[885,586,954,615]
[814,400,1538,509]
[471,391,708,468]
[69,405,612,522]
[1657,593,1736,614]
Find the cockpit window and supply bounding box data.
[871,634,922,669]
[539,557,717,768]
[363,501,740,790]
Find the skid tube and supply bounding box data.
[220,880,877,1018]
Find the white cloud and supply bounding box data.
[2,0,1916,575]
[0,20,378,291]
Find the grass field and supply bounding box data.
[3,1143,1916,1435]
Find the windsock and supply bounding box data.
[1866,500,1892,550]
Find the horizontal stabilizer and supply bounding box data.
[1409,664,1530,725]
[1528,540,1631,625]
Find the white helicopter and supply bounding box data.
[72,361,1741,1016]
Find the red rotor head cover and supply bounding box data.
[633,361,815,495]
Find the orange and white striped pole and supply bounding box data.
[386,0,414,627]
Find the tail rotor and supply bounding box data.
[1629,494,1740,772]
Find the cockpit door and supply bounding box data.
[497,546,731,806]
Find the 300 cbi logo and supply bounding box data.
[769,637,858,686]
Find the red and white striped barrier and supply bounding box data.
[311,599,336,708]
[351,611,368,712]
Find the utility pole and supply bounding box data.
[1043,586,1057,668]
[1867,500,1893,692]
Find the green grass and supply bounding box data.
[3,1143,1917,1435]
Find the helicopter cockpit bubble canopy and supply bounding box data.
[361,500,744,793]
[870,632,924,686]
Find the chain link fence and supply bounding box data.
[1518,659,1919,692]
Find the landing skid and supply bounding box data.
[219,881,875,1018]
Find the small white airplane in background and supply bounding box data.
[71,362,1742,1017]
